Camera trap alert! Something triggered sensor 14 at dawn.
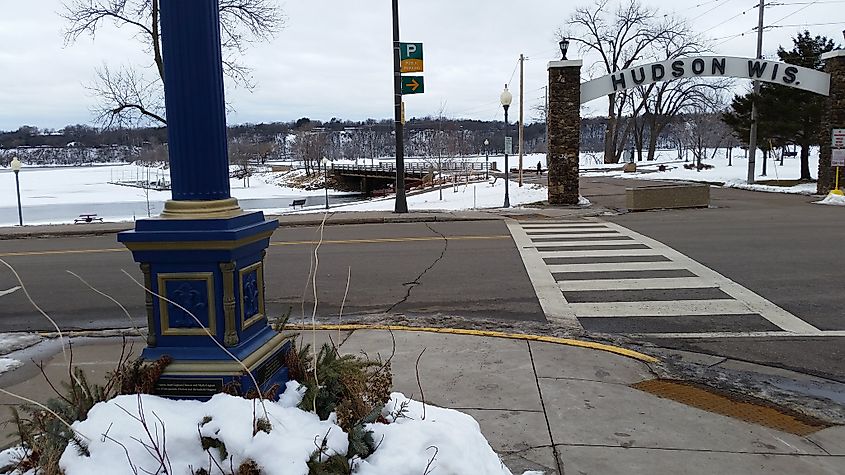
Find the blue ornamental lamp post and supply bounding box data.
[117,0,288,399]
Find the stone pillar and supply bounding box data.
[159,0,230,201]
[547,61,582,205]
[818,50,845,194]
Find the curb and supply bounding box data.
[289,323,659,363]
[33,324,657,363]
[270,213,502,228]
[0,213,504,239]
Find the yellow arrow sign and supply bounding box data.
[401,76,425,94]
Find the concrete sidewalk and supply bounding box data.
[0,328,842,474]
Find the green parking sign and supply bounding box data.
[400,42,423,61]
[401,76,424,94]
[400,42,424,73]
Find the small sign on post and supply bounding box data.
[400,42,424,73]
[833,129,845,149]
[832,149,845,167]
[401,76,424,94]
[505,136,513,155]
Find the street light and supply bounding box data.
[321,157,330,210]
[10,157,22,226]
[483,138,490,180]
[501,85,513,208]
[559,38,570,60]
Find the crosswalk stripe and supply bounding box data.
[559,277,715,291]
[533,240,642,248]
[525,228,615,234]
[549,261,686,273]
[539,249,665,258]
[521,223,608,229]
[570,299,754,317]
[529,233,627,240]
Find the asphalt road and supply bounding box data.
[580,176,845,382]
[1,178,843,381]
[0,220,543,333]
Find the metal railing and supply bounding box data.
[331,161,491,174]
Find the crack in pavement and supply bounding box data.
[553,442,845,457]
[385,223,448,314]
[528,341,565,475]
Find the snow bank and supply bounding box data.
[280,180,552,214]
[60,387,348,475]
[0,383,541,475]
[0,357,22,375]
[0,332,42,356]
[580,147,823,196]
[355,393,522,475]
[815,193,845,206]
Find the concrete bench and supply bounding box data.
[625,183,710,211]
[290,199,307,209]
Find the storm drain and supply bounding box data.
[631,379,833,436]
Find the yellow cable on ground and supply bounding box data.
[289,323,659,363]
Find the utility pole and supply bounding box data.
[391,0,408,212]
[747,0,765,184]
[518,53,525,187]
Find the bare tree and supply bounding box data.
[292,125,327,176]
[626,25,732,161]
[561,0,687,163]
[62,0,284,127]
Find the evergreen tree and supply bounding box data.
[722,31,837,180]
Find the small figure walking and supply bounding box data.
[537,161,542,176]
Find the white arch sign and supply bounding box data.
[580,56,831,104]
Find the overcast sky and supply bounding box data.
[0,0,842,130]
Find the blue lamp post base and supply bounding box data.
[118,209,288,400]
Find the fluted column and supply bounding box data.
[159,0,231,201]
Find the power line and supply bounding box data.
[506,58,520,88]
[704,3,762,32]
[767,0,822,26]
[767,21,845,28]
[690,0,727,9]
[690,0,734,22]
[768,1,845,5]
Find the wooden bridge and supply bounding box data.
[330,162,492,195]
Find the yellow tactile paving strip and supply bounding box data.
[632,379,833,436]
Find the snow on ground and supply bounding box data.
[0,357,22,375]
[0,332,42,356]
[815,193,845,206]
[580,147,824,195]
[0,164,336,207]
[0,382,538,475]
[276,179,551,214]
[1,148,827,226]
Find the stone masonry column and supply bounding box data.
[547,60,582,205]
[818,50,845,194]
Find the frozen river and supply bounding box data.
[0,165,362,227]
